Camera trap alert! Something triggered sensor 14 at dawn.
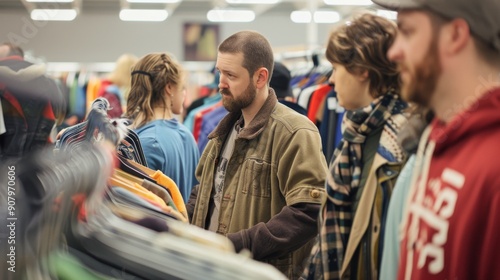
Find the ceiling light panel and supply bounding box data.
[225,0,280,4]
[119,9,168,21]
[207,9,255,22]
[324,0,373,5]
[26,0,74,2]
[127,0,181,3]
[314,11,340,23]
[291,11,340,23]
[30,9,77,21]
[290,11,311,23]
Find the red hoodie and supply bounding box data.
[398,88,500,280]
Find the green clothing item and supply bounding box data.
[190,89,328,279]
[48,251,112,280]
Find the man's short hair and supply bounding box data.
[1,43,24,58]
[218,31,274,82]
[426,10,500,68]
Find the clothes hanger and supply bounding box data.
[305,53,320,78]
[117,154,155,183]
[57,98,111,149]
[125,158,156,176]
[115,118,148,166]
[124,129,147,166]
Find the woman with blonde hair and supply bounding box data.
[98,53,138,118]
[126,52,199,202]
[302,13,408,279]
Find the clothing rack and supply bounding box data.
[281,56,343,163]
[1,97,287,279]
[275,48,327,68]
[45,61,215,74]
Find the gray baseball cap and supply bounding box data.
[372,0,500,52]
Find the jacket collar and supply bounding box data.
[208,88,278,140]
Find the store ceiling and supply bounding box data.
[0,0,365,16]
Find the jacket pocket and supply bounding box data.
[242,158,271,197]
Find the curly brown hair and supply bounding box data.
[326,13,400,97]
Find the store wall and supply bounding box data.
[0,10,335,64]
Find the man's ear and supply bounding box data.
[443,18,470,55]
[255,67,269,89]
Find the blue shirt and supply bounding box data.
[319,90,344,163]
[197,105,228,153]
[380,155,416,280]
[135,119,200,202]
[184,93,222,132]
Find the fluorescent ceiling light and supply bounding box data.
[291,11,340,23]
[30,9,77,21]
[119,9,168,21]
[290,11,311,23]
[26,0,73,2]
[226,0,279,3]
[376,9,398,20]
[314,11,340,23]
[324,0,373,5]
[127,0,180,3]
[207,9,255,22]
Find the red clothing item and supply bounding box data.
[96,79,112,97]
[307,83,332,124]
[398,88,500,280]
[193,102,222,142]
[97,79,123,119]
[102,91,123,118]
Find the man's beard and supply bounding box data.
[400,38,442,107]
[221,82,257,112]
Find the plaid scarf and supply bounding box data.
[302,93,406,280]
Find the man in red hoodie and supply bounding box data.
[372,0,500,279]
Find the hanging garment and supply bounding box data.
[0,58,65,160]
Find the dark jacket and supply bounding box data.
[0,56,65,160]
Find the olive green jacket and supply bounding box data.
[190,89,328,279]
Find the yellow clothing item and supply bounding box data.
[150,171,187,217]
[109,176,166,207]
[85,78,102,114]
